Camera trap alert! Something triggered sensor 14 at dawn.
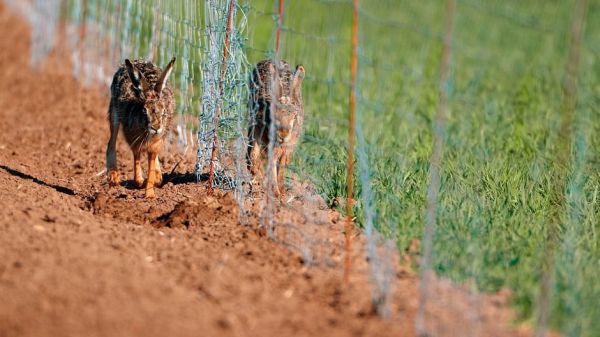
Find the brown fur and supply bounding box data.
[106,58,176,198]
[247,59,305,197]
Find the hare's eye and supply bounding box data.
[142,107,148,115]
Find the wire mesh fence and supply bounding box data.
[5,0,600,335]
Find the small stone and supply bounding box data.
[33,225,46,232]
[283,288,294,298]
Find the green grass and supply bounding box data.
[247,0,600,334]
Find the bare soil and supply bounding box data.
[0,5,548,337]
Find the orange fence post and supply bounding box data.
[344,0,359,284]
[275,0,284,56]
[207,0,236,195]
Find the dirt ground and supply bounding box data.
[0,4,548,337]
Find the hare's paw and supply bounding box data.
[134,177,145,188]
[273,185,282,198]
[133,167,144,188]
[250,176,263,190]
[108,170,121,186]
[277,186,286,199]
[154,169,163,186]
[145,188,156,199]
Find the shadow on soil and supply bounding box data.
[0,164,76,196]
[120,172,207,190]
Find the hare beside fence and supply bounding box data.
[106,57,176,198]
[247,59,305,197]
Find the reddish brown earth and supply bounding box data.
[0,4,549,337]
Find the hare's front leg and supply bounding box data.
[276,150,287,197]
[248,139,263,178]
[145,151,158,198]
[268,150,282,198]
[132,147,144,188]
[154,156,163,186]
[106,105,121,186]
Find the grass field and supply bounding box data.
[246,0,600,334]
[59,0,600,334]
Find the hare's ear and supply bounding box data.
[125,59,148,95]
[291,65,305,101]
[156,57,176,94]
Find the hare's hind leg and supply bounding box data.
[106,104,121,186]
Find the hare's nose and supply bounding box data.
[149,127,163,135]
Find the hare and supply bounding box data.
[106,57,176,198]
[247,59,305,197]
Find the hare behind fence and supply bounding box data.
[106,57,176,198]
[247,59,305,197]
